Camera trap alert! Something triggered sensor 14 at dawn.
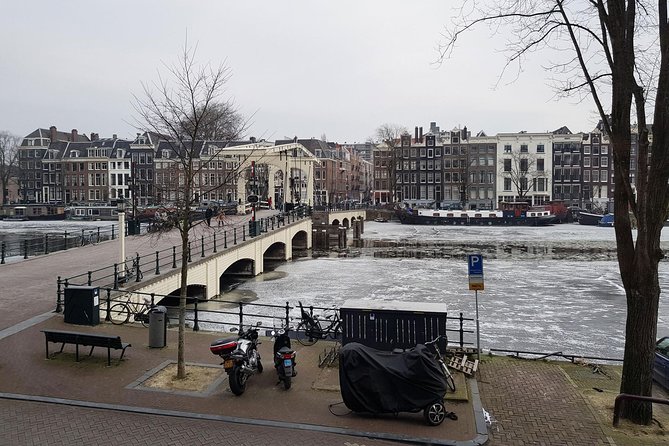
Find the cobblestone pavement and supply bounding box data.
[478,357,612,446]
[0,399,399,446]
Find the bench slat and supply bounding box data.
[42,330,130,366]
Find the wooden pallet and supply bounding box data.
[448,354,479,376]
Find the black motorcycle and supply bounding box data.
[271,324,296,390]
[210,322,263,396]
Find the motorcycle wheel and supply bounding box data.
[424,400,446,426]
[283,374,292,390]
[296,321,319,346]
[229,365,247,396]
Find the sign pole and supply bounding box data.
[475,289,480,362]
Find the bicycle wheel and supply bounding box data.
[297,320,320,346]
[108,303,130,325]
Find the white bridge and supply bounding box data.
[120,209,365,301]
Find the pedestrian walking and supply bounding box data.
[205,207,213,226]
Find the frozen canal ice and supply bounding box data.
[234,221,669,360]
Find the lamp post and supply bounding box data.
[117,199,126,277]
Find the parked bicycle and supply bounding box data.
[120,254,143,283]
[108,295,159,326]
[425,335,456,392]
[297,301,342,346]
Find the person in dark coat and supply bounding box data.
[205,207,213,226]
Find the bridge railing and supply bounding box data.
[56,210,309,313]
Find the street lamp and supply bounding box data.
[117,199,126,278]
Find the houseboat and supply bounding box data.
[397,202,556,226]
[0,204,66,221]
[66,205,122,221]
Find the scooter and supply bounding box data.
[210,322,263,396]
[271,324,296,390]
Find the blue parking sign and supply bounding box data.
[468,254,483,276]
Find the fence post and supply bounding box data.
[81,229,85,246]
[233,228,237,245]
[114,264,119,290]
[1,241,5,264]
[201,235,205,258]
[238,302,244,330]
[243,225,246,241]
[150,293,155,306]
[188,242,192,262]
[23,239,28,259]
[87,271,92,286]
[285,301,290,327]
[44,234,49,254]
[55,277,63,313]
[105,288,112,322]
[459,313,465,348]
[193,298,200,332]
[224,231,228,248]
[172,246,177,268]
[97,227,101,243]
[155,251,160,275]
[135,253,141,282]
[64,231,68,250]
[213,233,217,253]
[111,225,115,240]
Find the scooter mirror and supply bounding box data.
[256,321,262,327]
[229,327,238,333]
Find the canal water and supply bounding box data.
[231,221,669,360]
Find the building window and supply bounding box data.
[520,144,528,153]
[504,145,512,153]
[537,144,545,153]
[537,159,544,172]
[520,159,528,172]
[503,159,511,172]
[584,157,591,167]
[601,157,608,167]
[504,177,512,191]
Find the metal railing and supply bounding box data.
[489,348,623,364]
[65,285,478,348]
[613,394,669,427]
[1,224,126,264]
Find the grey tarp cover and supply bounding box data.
[339,342,448,414]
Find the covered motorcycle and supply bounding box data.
[339,342,450,426]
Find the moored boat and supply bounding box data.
[0,204,66,221]
[598,213,614,227]
[577,211,604,226]
[397,202,555,226]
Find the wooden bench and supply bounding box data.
[42,329,131,366]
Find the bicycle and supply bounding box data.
[120,254,143,283]
[296,301,342,346]
[108,295,156,326]
[425,335,457,392]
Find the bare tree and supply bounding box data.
[133,41,249,379]
[440,0,669,424]
[375,124,407,203]
[0,131,20,205]
[499,150,546,201]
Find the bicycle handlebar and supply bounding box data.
[424,335,448,347]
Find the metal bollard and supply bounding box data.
[155,251,160,275]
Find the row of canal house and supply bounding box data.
[376,121,620,212]
[13,122,636,213]
[14,126,373,210]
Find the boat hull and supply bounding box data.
[397,212,555,226]
[578,212,603,226]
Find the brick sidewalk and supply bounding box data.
[478,357,611,446]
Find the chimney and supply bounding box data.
[49,126,57,142]
[462,126,468,140]
[71,129,78,141]
[113,134,117,140]
[250,136,257,143]
[419,127,423,143]
[414,126,418,142]
[90,132,99,141]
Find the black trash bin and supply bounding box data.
[127,220,141,235]
[149,306,167,348]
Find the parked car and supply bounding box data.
[653,337,669,390]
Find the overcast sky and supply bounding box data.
[1,1,604,144]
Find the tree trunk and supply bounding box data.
[177,216,189,379]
